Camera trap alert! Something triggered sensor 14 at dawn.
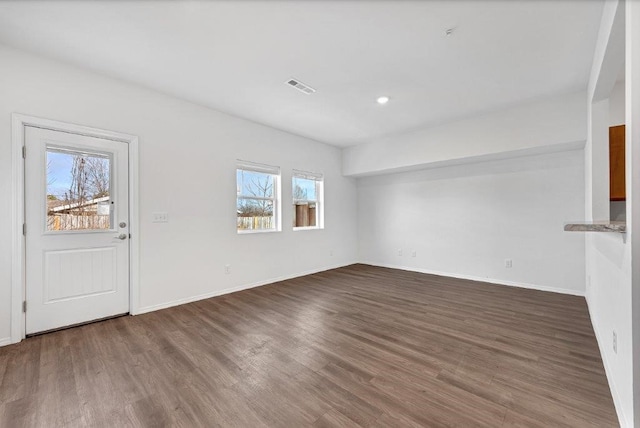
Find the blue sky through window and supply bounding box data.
[293,176,317,200]
[237,169,274,198]
[47,151,74,198]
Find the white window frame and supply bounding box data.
[236,160,281,234]
[292,169,324,230]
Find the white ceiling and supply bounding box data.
[0,1,603,147]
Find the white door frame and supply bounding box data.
[11,113,140,344]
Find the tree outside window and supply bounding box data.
[237,162,280,232]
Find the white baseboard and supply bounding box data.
[135,261,355,315]
[584,294,627,427]
[0,337,12,347]
[360,261,585,297]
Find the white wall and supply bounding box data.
[611,79,626,126]
[357,150,586,294]
[343,91,586,177]
[588,99,612,221]
[627,1,640,424]
[584,1,635,426]
[0,44,358,344]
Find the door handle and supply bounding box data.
[116,233,128,240]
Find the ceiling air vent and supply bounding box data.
[286,78,316,95]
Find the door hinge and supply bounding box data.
[22,146,26,159]
[22,223,26,236]
[22,301,27,313]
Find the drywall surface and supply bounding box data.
[343,91,587,177]
[584,1,634,426]
[610,80,626,126]
[588,99,612,222]
[357,150,586,295]
[585,232,632,427]
[0,44,358,343]
[628,2,640,425]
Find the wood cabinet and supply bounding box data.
[609,125,626,201]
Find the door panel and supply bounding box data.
[44,247,116,302]
[25,126,130,334]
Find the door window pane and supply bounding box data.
[46,148,112,231]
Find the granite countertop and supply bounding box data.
[564,221,626,233]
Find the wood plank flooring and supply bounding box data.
[0,264,618,427]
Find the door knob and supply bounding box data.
[116,233,127,240]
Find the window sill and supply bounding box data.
[237,229,280,235]
[293,226,323,231]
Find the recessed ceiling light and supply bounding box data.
[376,96,390,105]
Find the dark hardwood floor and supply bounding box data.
[0,264,618,427]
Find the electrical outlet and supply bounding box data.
[504,259,513,268]
[225,264,231,275]
[411,251,417,258]
[397,249,402,256]
[330,249,334,256]
[613,330,617,354]
[152,212,169,223]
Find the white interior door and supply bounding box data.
[24,126,130,334]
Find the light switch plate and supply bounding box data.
[152,212,169,223]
